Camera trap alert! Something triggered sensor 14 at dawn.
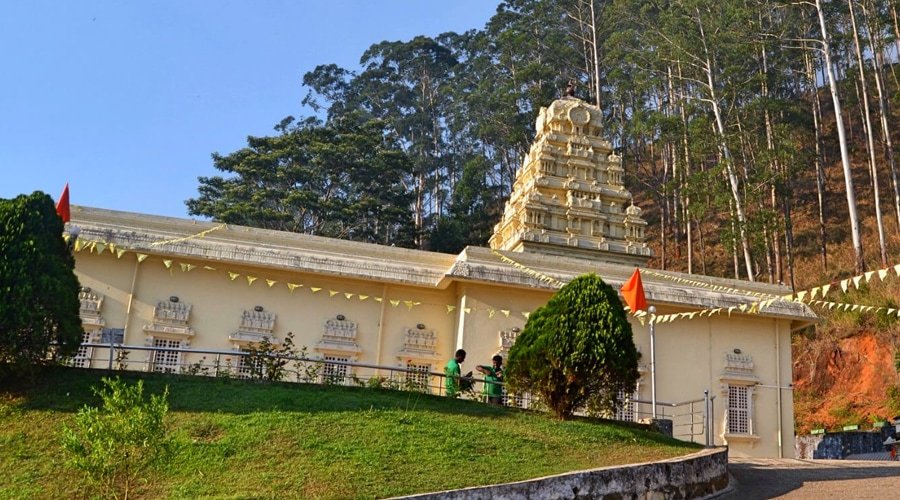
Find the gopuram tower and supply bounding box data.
[489,95,651,266]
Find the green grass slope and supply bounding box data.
[1,368,699,499]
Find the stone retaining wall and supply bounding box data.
[396,447,728,500]
[795,426,894,459]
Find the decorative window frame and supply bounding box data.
[150,337,183,373]
[315,316,361,361]
[496,328,520,359]
[143,299,195,340]
[396,326,441,365]
[71,329,100,369]
[720,352,760,443]
[229,309,279,347]
[78,289,105,328]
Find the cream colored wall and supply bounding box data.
[74,250,795,458]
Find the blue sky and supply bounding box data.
[1,1,500,218]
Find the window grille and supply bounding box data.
[152,338,181,373]
[323,356,349,385]
[405,363,431,391]
[727,385,751,434]
[615,389,637,422]
[237,348,261,378]
[71,331,94,368]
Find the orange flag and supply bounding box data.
[620,268,648,312]
[56,183,70,223]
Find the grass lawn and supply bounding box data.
[1,367,700,499]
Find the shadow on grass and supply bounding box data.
[1,366,688,448]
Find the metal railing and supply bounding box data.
[66,342,712,444]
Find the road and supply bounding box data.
[723,458,900,499]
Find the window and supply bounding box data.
[322,356,349,385]
[615,389,637,422]
[152,338,181,373]
[100,328,124,344]
[237,348,261,378]
[727,385,751,435]
[405,363,431,392]
[71,331,94,368]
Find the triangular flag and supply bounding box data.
[55,183,70,223]
[203,265,216,271]
[404,300,415,310]
[163,259,172,269]
[390,300,400,307]
[822,284,831,296]
[329,290,339,297]
[796,291,807,302]
[852,276,863,288]
[310,287,321,293]
[894,264,900,276]
[878,269,888,281]
[840,280,850,292]
[95,243,106,255]
[464,307,472,314]
[228,272,239,280]
[287,283,300,293]
[180,263,190,272]
[501,309,510,317]
[74,239,84,252]
[344,293,354,300]
[865,271,875,282]
[246,276,257,286]
[116,248,126,259]
[374,297,383,303]
[739,304,748,312]
[136,253,148,263]
[522,312,530,319]
[185,263,196,271]
[620,268,648,312]
[488,309,496,318]
[359,295,369,301]
[266,279,277,287]
[447,305,456,313]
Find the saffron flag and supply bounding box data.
[620,268,648,312]
[56,183,70,223]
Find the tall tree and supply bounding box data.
[0,192,82,374]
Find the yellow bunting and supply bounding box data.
[287,283,300,293]
[501,309,510,318]
[464,307,472,314]
[116,248,126,259]
[359,295,369,301]
[374,297,383,303]
[447,305,456,313]
[266,279,277,287]
[878,269,889,281]
[821,284,831,296]
[149,223,226,247]
[88,241,97,253]
[180,263,189,272]
[404,300,415,310]
[163,259,172,269]
[74,239,84,252]
[796,291,808,302]
[488,309,496,318]
[310,287,321,293]
[329,290,339,297]
[344,293,354,300]
[95,242,106,255]
[136,253,148,263]
[203,265,216,271]
[246,276,257,286]
[390,300,400,307]
[522,312,530,319]
[228,272,239,280]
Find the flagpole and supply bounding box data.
[649,305,657,419]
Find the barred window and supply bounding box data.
[237,348,260,378]
[71,331,94,368]
[727,385,751,434]
[152,338,181,373]
[323,356,349,385]
[615,389,637,422]
[405,363,431,391]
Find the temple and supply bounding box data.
[67,96,815,458]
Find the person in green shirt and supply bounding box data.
[476,355,504,405]
[444,349,471,397]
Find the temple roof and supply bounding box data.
[71,205,817,326]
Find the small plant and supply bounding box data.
[114,348,130,371]
[292,345,321,383]
[61,377,172,498]
[245,332,297,382]
[180,356,209,376]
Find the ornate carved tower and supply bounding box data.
[488,96,651,265]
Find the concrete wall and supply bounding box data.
[394,447,728,500]
[796,427,895,459]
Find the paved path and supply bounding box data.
[723,458,900,499]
